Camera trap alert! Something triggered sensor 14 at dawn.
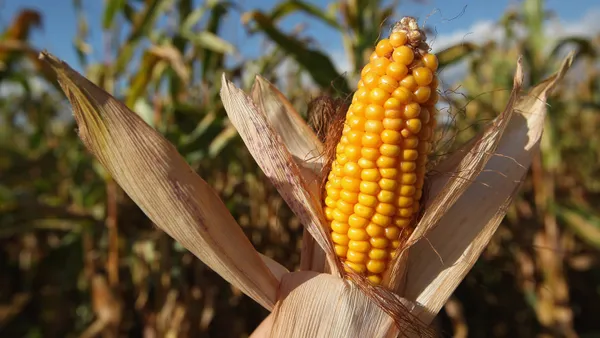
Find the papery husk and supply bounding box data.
[250,75,324,182]
[40,52,279,310]
[250,76,328,273]
[220,75,341,276]
[385,58,524,290]
[256,272,429,338]
[390,54,573,324]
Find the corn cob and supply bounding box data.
[324,17,438,285]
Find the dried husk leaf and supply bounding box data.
[40,52,279,310]
[386,59,524,290]
[250,76,327,272]
[260,253,290,281]
[398,54,573,324]
[220,75,340,276]
[250,75,325,180]
[264,272,423,338]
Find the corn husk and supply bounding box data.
[39,51,279,310]
[220,75,340,276]
[401,54,574,323]
[251,75,326,272]
[250,76,327,272]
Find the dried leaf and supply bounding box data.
[400,54,573,324]
[40,51,279,310]
[268,273,397,338]
[387,59,524,290]
[250,75,327,273]
[251,75,324,181]
[220,75,340,276]
[260,254,290,282]
[148,44,190,84]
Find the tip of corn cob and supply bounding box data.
[323,17,438,285]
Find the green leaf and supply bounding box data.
[244,11,349,94]
[555,204,600,249]
[102,0,126,29]
[551,36,597,64]
[181,31,235,54]
[114,0,172,74]
[436,43,478,68]
[270,0,342,30]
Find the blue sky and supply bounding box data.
[1,0,599,74]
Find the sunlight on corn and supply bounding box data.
[324,18,438,284]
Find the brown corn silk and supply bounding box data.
[322,17,438,284]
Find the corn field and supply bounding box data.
[1,0,599,337]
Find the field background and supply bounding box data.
[1,0,600,337]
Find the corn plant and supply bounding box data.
[38,10,572,334]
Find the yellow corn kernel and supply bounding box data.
[361,168,381,181]
[372,213,392,226]
[324,17,437,284]
[376,190,395,204]
[370,237,389,249]
[400,75,418,92]
[369,88,390,105]
[376,156,396,168]
[375,39,393,56]
[379,75,399,93]
[413,67,433,86]
[363,72,380,89]
[347,250,367,263]
[378,178,398,191]
[345,262,367,274]
[376,202,396,216]
[361,148,380,161]
[386,61,408,80]
[367,274,383,284]
[364,120,384,134]
[340,190,358,203]
[354,204,375,219]
[389,31,407,47]
[348,214,369,228]
[405,118,422,134]
[369,248,389,260]
[358,193,378,207]
[331,220,349,232]
[371,57,391,75]
[414,86,431,103]
[423,53,438,71]
[332,233,349,245]
[335,245,348,257]
[379,168,398,179]
[367,260,387,274]
[343,162,361,178]
[349,240,371,253]
[366,223,385,237]
[381,130,402,144]
[394,217,411,228]
[382,118,404,130]
[392,45,414,65]
[336,200,354,214]
[391,86,413,104]
[348,228,369,241]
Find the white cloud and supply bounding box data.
[431,7,600,54]
[425,7,600,85]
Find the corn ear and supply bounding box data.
[323,17,438,284]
